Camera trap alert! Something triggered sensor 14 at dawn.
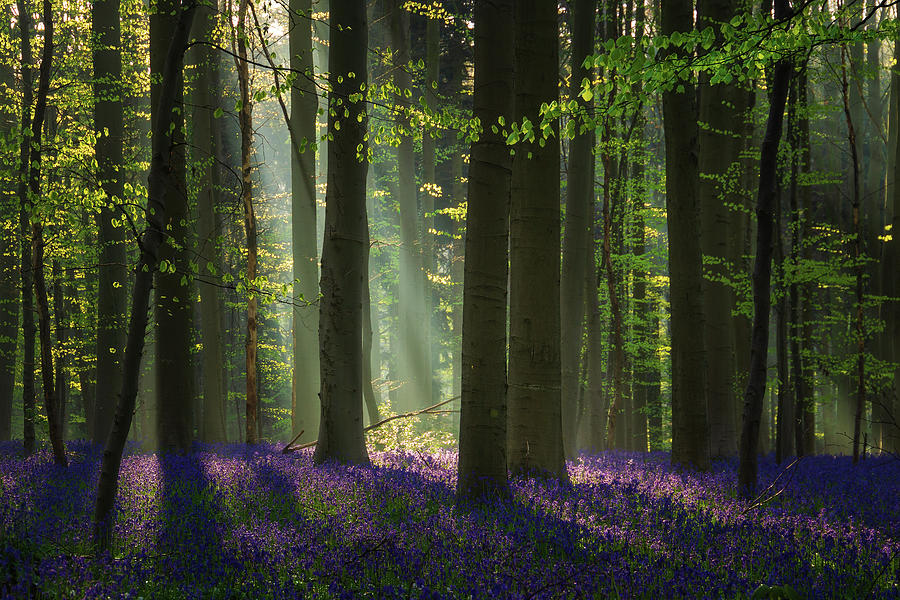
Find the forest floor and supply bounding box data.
[0,441,897,599]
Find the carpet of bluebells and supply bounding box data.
[0,441,897,599]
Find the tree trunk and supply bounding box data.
[92,0,128,446]
[841,47,866,465]
[602,141,625,450]
[232,0,258,445]
[775,182,793,463]
[152,0,193,452]
[0,21,17,441]
[507,0,566,480]
[313,0,370,466]
[29,0,65,466]
[290,0,320,444]
[561,0,595,458]
[191,0,227,443]
[93,2,196,552]
[662,0,709,471]
[389,0,429,414]
[736,4,791,498]
[797,68,815,456]
[17,0,35,456]
[885,40,900,456]
[52,261,67,439]
[362,222,380,427]
[698,0,741,459]
[422,11,439,404]
[456,0,514,502]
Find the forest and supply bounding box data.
[0,0,898,597]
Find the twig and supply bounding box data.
[282,397,460,453]
[741,457,801,514]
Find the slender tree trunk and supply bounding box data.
[0,22,17,441]
[797,68,815,456]
[313,0,370,466]
[507,0,566,480]
[17,0,35,456]
[152,0,193,452]
[775,182,793,463]
[736,3,791,498]
[290,0,320,443]
[885,40,900,456]
[841,47,866,465]
[52,261,67,439]
[93,3,196,552]
[29,0,65,466]
[561,0,596,458]
[233,0,258,445]
[389,0,429,414]
[602,142,625,450]
[422,12,439,404]
[192,0,227,442]
[92,0,128,446]
[456,0,514,502]
[662,0,709,471]
[362,222,380,427]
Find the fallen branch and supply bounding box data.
[280,430,305,454]
[281,396,460,453]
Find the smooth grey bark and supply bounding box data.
[191,0,227,442]
[697,0,741,458]
[422,13,439,403]
[152,0,193,452]
[16,0,35,456]
[313,0,370,466]
[662,0,710,471]
[289,0,320,443]
[389,0,429,414]
[93,2,196,552]
[456,0,514,503]
[507,0,567,480]
[0,17,17,441]
[92,0,128,446]
[737,1,791,499]
[561,0,595,458]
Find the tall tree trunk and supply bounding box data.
[92,0,128,446]
[52,261,67,439]
[662,0,710,471]
[602,140,625,449]
[233,0,258,445]
[885,40,900,456]
[841,46,866,465]
[313,0,370,466]
[507,0,566,480]
[17,0,35,456]
[93,2,196,552]
[390,0,429,414]
[290,0,320,443]
[422,11,439,404]
[698,0,741,458]
[0,18,17,441]
[192,0,227,442]
[152,0,193,452]
[561,0,595,458]
[456,0,514,502]
[30,0,65,466]
[362,220,380,427]
[736,1,791,499]
[775,183,793,463]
